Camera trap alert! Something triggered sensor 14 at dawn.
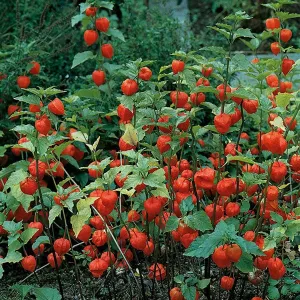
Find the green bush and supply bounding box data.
[112,0,192,74]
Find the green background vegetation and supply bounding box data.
[1,0,299,88]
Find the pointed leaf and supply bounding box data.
[72,51,95,69]
[33,287,62,300]
[49,205,63,226]
[122,123,138,146]
[235,252,253,273]
[165,215,180,232]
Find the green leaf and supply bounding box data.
[191,86,217,94]
[235,252,253,273]
[285,219,300,240]
[9,238,22,251]
[225,217,240,230]
[231,54,250,71]
[3,250,23,263]
[197,278,210,289]
[187,211,213,232]
[106,28,125,42]
[140,60,155,67]
[12,124,35,136]
[225,11,252,21]
[11,185,34,211]
[79,2,89,13]
[71,51,95,69]
[11,284,34,300]
[14,94,40,105]
[174,274,184,284]
[242,172,267,186]
[71,131,88,143]
[208,26,230,39]
[216,23,232,31]
[37,137,51,157]
[61,155,80,169]
[185,221,225,258]
[3,221,22,233]
[165,215,180,232]
[183,69,196,89]
[263,238,277,252]
[275,93,293,108]
[199,46,226,55]
[229,88,258,100]
[185,235,212,259]
[40,87,65,96]
[71,197,95,237]
[151,186,170,198]
[32,236,50,250]
[286,48,300,53]
[268,286,280,300]
[0,146,6,157]
[123,173,143,190]
[96,0,114,10]
[53,141,72,157]
[143,169,165,188]
[122,123,138,146]
[4,169,28,191]
[258,95,272,112]
[0,211,5,224]
[261,3,280,10]
[241,38,260,51]
[227,155,255,164]
[14,141,35,153]
[103,63,122,74]
[295,207,300,216]
[276,12,300,21]
[234,28,254,39]
[33,287,62,300]
[240,200,250,213]
[49,205,63,226]
[75,173,89,188]
[290,284,300,293]
[71,14,84,27]
[75,88,100,99]
[281,285,289,295]
[234,236,264,256]
[243,218,257,232]
[182,285,196,300]
[70,214,89,237]
[20,228,38,244]
[270,212,283,225]
[179,196,194,215]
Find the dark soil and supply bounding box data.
[0,256,282,300]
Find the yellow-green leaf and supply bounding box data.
[122,124,138,146]
[275,93,293,108]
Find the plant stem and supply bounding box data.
[61,209,84,300]
[262,273,270,298]
[204,258,211,300]
[190,125,201,210]
[235,102,244,201]
[284,102,300,139]
[34,145,65,299]
[255,162,272,236]
[133,248,147,300]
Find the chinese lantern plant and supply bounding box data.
[176,5,300,300]
[0,85,87,298]
[71,0,125,96]
[0,0,300,299]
